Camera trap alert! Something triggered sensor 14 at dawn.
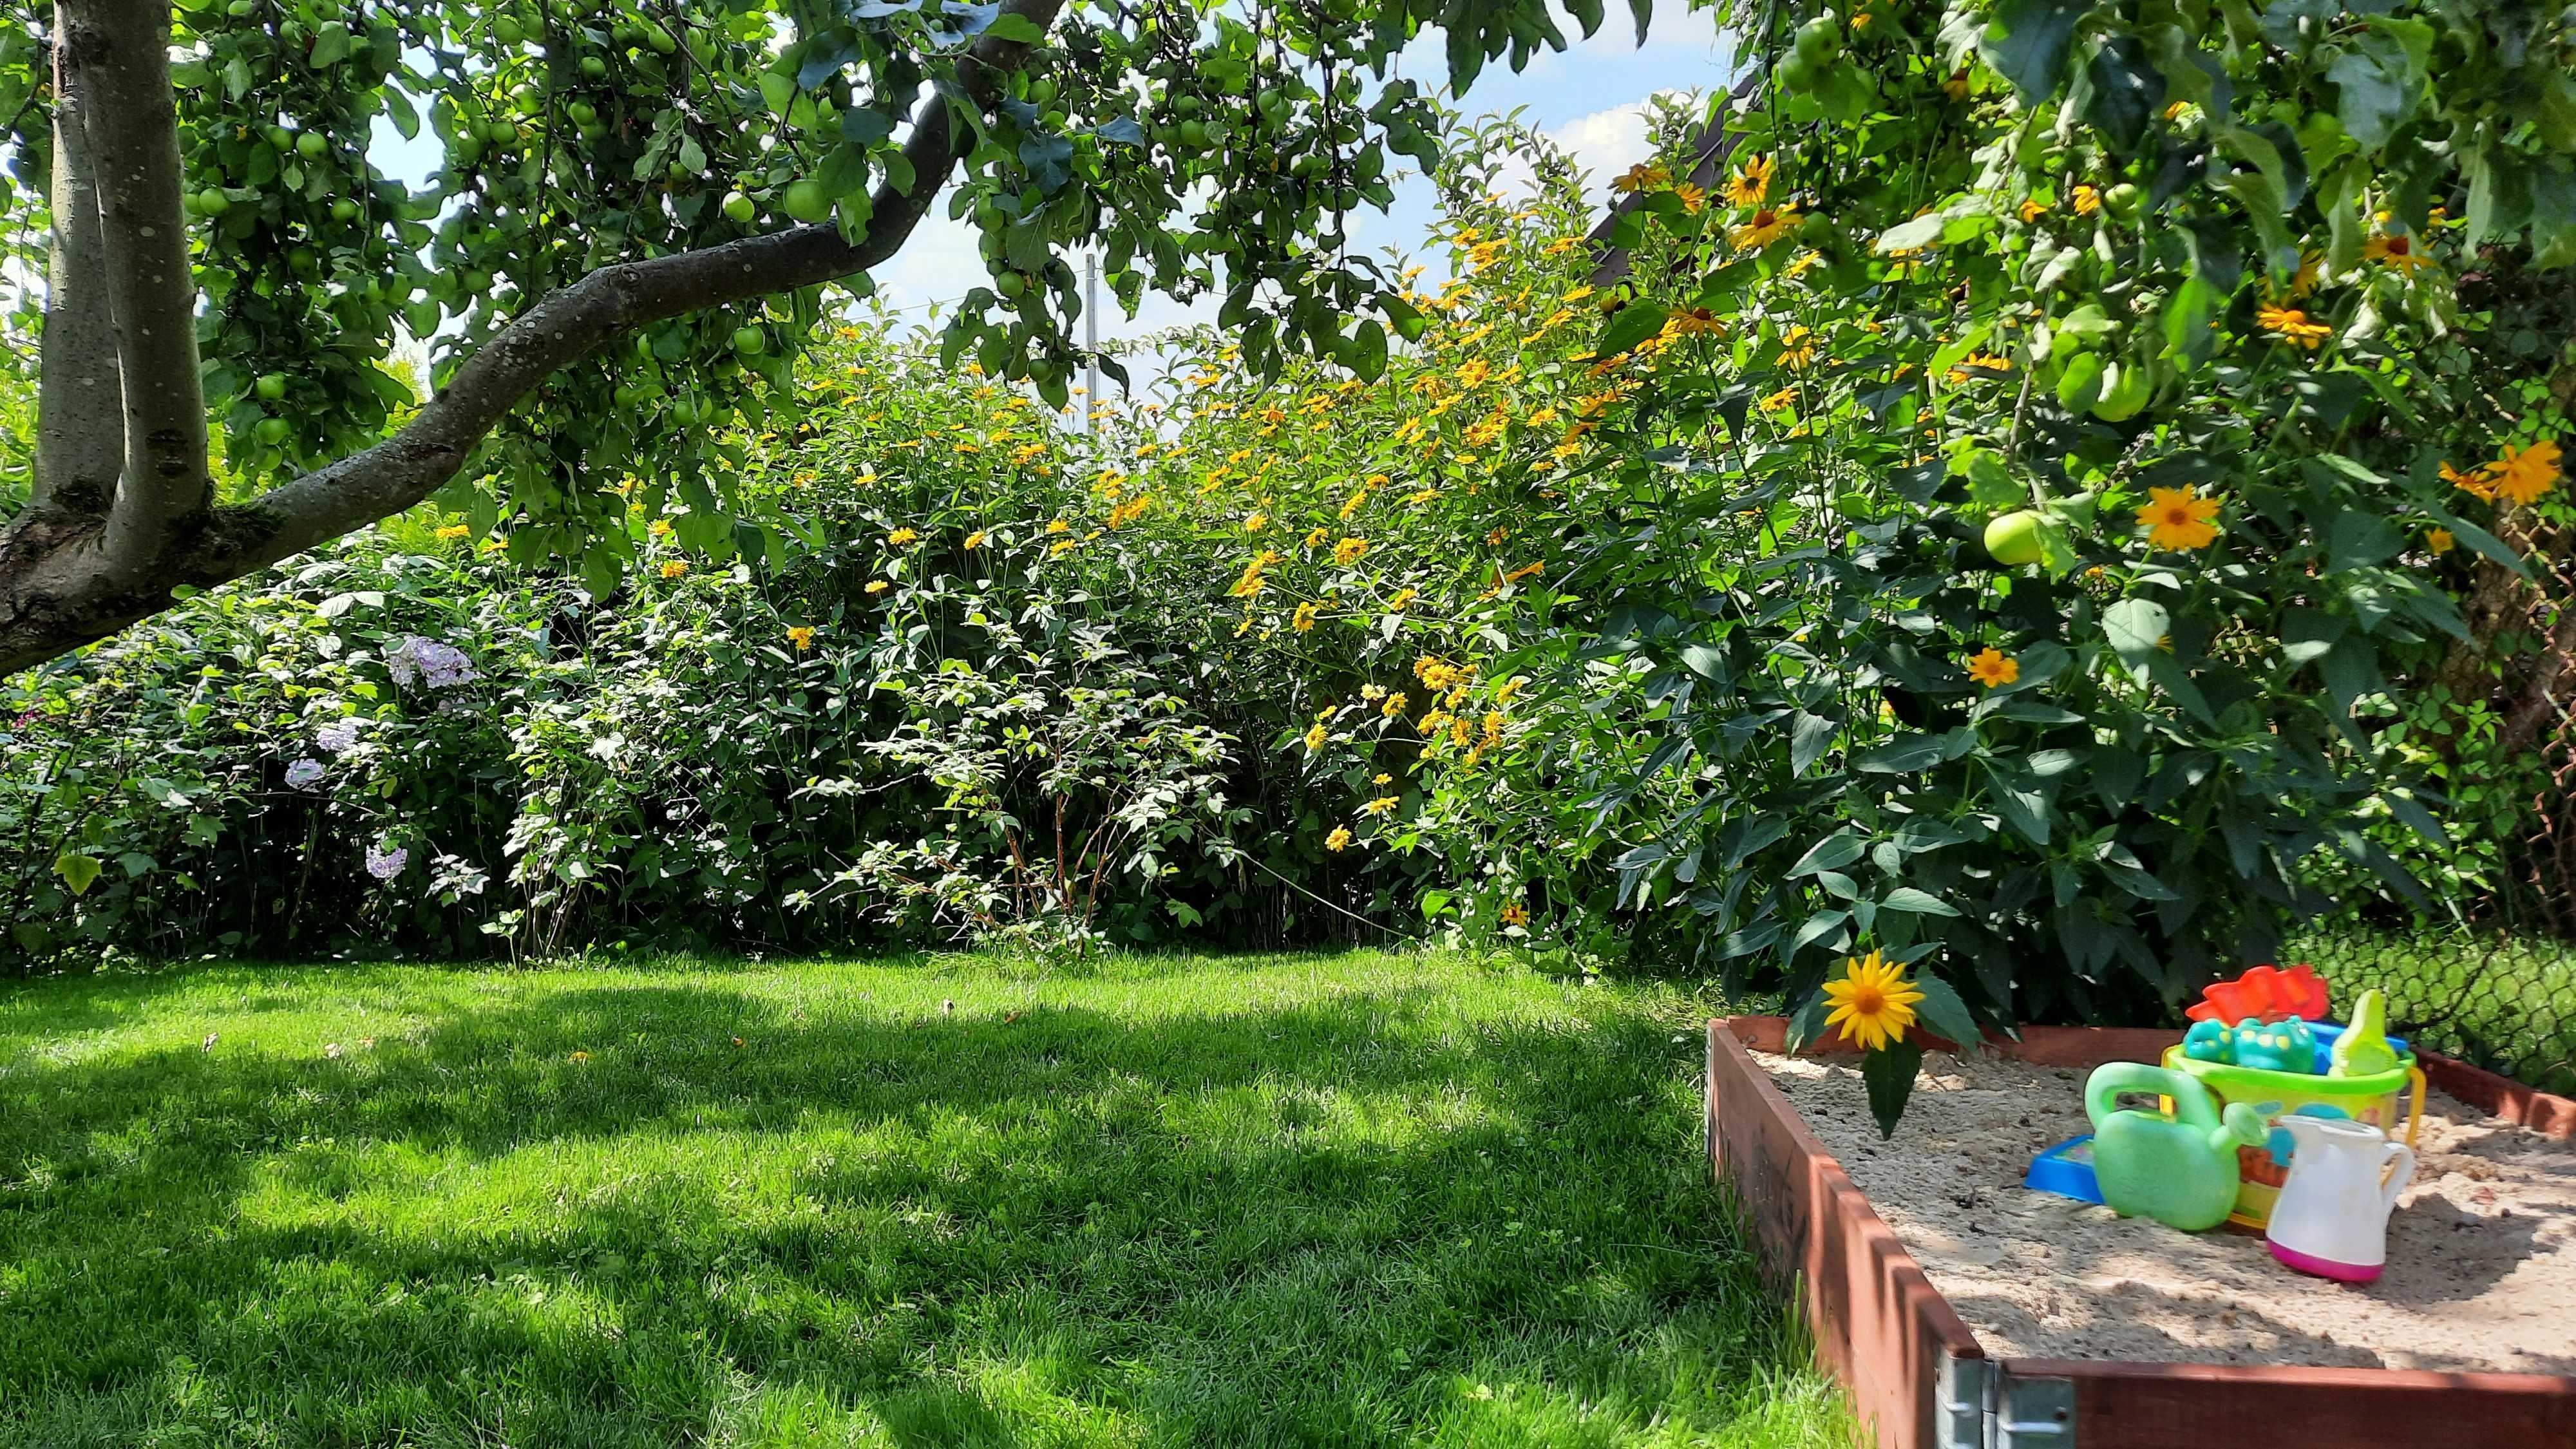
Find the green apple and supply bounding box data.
[1177,118,1208,152]
[2091,361,2154,421]
[996,270,1028,299]
[252,417,292,445]
[566,100,597,126]
[330,196,361,222]
[254,372,289,401]
[781,178,831,222]
[1794,15,1843,64]
[1984,510,2047,567]
[265,124,294,151]
[296,130,328,160]
[494,14,524,44]
[731,325,766,355]
[194,187,232,216]
[722,190,755,223]
[580,54,609,80]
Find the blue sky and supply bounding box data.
[374,8,1739,366]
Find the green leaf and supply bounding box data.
[2103,597,2170,672]
[1907,971,1982,1048]
[1979,0,2091,101]
[983,12,1046,43]
[1790,710,1837,776]
[308,19,351,67]
[1785,987,1831,1052]
[2325,509,2403,573]
[1790,831,1866,876]
[1595,302,1670,361]
[2083,34,2164,155]
[2280,607,2347,665]
[1880,887,1961,917]
[53,853,103,897]
[384,85,420,140]
[1862,1040,1925,1138]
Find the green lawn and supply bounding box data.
[0,950,1846,1448]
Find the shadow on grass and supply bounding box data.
[0,967,1837,1448]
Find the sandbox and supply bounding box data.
[1705,1017,2576,1449]
[1754,1048,2574,1373]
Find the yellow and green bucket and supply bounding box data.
[2159,1034,2425,1229]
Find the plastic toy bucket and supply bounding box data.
[2159,1045,2425,1229]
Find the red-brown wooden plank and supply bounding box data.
[1707,1020,1982,1449]
[2012,1358,2576,1449]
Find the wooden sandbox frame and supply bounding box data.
[1706,1016,2576,1449]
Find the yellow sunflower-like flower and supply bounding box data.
[1293,601,1322,632]
[2426,527,2455,556]
[2070,184,2101,215]
[1821,951,1924,1052]
[1964,647,2020,688]
[1325,826,1354,852]
[1611,161,1671,194]
[1758,385,1799,413]
[864,579,891,595]
[1727,153,1774,207]
[435,524,472,542]
[1303,721,1329,752]
[887,527,920,546]
[1333,536,1370,565]
[1731,205,1800,251]
[661,560,689,579]
[1501,903,1530,926]
[1362,795,1399,816]
[786,625,816,652]
[2136,484,2224,551]
[2257,305,2332,349]
[1381,691,1408,719]
[2491,440,2562,506]
[964,529,989,549]
[2363,232,2434,273]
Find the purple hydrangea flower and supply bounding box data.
[285,758,327,790]
[365,843,410,881]
[387,636,478,690]
[316,719,361,755]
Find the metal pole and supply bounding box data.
[1084,252,1100,435]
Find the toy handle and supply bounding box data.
[2379,1141,2416,1212]
[2086,1063,2195,1130]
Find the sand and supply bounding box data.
[1752,1048,2576,1372]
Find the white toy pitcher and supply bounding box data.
[2264,1115,2414,1283]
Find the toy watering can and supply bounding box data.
[2265,1116,2414,1283]
[2085,1063,2268,1233]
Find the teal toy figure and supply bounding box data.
[2180,1016,2320,1074]
[2084,1063,2269,1232]
[2330,989,2401,1078]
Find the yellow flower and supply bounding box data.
[2363,232,2434,273]
[1964,647,2020,688]
[2426,527,2455,556]
[1305,525,1332,549]
[1821,951,1925,1052]
[1731,206,1800,251]
[1387,588,1417,612]
[1674,181,1707,213]
[1362,795,1399,816]
[661,560,689,579]
[2491,440,2562,506]
[2443,459,2497,502]
[787,625,816,651]
[1046,518,1070,535]
[1293,601,1322,632]
[648,518,674,537]
[1325,826,1354,851]
[1333,536,1369,566]
[1759,385,1799,412]
[865,579,891,594]
[1372,772,1392,786]
[1381,692,1408,719]
[1774,325,1819,370]
[887,527,919,546]
[1501,903,1529,926]
[435,524,471,542]
[1611,161,1671,194]
[2018,198,2047,223]
[965,529,989,549]
[1944,352,2012,384]
[1303,721,1329,752]
[2136,484,2224,551]
[1725,153,1773,208]
[571,1050,591,1063]
[1942,67,1969,102]
[1245,511,1269,533]
[2257,305,2331,349]
[2071,184,2100,215]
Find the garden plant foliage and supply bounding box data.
[7,1,2576,1123]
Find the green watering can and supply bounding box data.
[2084,1063,2269,1233]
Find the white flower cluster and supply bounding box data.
[387,636,478,690]
[316,719,361,755]
[365,843,410,882]
[285,758,327,790]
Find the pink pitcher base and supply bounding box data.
[2268,1240,2383,1283]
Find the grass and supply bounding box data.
[0,949,1848,1448]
